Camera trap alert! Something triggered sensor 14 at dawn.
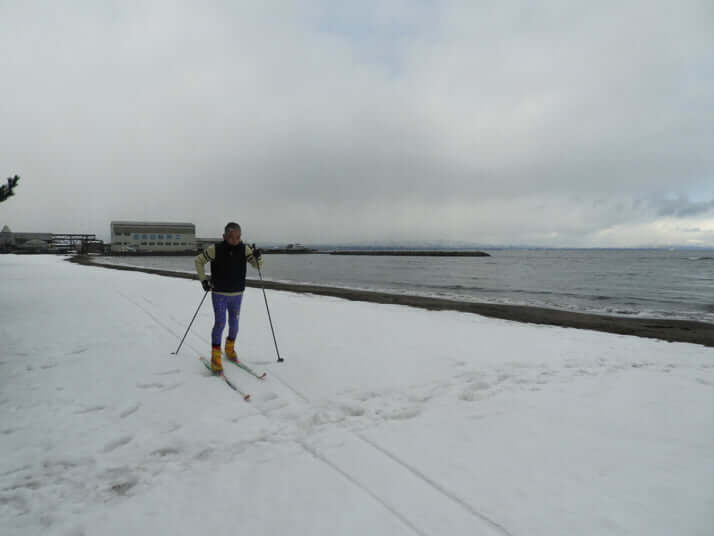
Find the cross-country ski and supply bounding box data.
[199,357,251,401]
[225,356,267,380]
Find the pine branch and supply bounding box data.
[0,175,20,203]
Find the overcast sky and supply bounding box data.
[1,1,712,247]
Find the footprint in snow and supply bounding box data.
[353,391,378,402]
[194,448,214,460]
[103,435,134,453]
[381,407,421,420]
[459,381,492,401]
[74,405,106,415]
[4,479,42,491]
[0,464,31,477]
[155,369,181,376]
[0,492,29,514]
[119,403,141,419]
[102,467,139,496]
[151,447,181,457]
[136,382,164,390]
[110,479,138,495]
[346,406,366,418]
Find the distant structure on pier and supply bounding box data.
[1,225,103,254]
[110,221,196,255]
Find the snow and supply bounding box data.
[1,254,712,535]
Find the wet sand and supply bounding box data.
[70,256,714,348]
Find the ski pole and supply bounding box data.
[171,288,209,355]
[257,266,284,363]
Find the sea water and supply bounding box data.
[95,249,714,323]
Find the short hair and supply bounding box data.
[224,222,241,233]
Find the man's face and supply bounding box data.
[224,228,241,246]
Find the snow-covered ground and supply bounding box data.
[1,255,712,536]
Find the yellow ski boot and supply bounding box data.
[210,345,223,374]
[225,338,238,363]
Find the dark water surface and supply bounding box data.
[96,249,714,323]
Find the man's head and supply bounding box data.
[223,222,241,246]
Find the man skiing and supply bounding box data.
[195,222,263,374]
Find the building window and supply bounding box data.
[150,234,156,240]
[149,242,155,246]
[141,242,147,245]
[142,234,147,239]
[133,234,139,239]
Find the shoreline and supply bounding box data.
[325,250,490,256]
[69,255,714,348]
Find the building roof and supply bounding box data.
[12,232,53,240]
[110,221,195,227]
[111,221,197,235]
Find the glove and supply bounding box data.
[251,243,262,259]
[201,278,212,292]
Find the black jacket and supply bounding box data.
[210,241,247,293]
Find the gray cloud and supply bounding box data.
[1,1,712,246]
[651,195,714,217]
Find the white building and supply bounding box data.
[110,221,196,254]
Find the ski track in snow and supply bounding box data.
[124,289,447,533]
[119,403,141,419]
[119,287,523,535]
[298,439,431,536]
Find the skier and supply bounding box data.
[195,222,263,373]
